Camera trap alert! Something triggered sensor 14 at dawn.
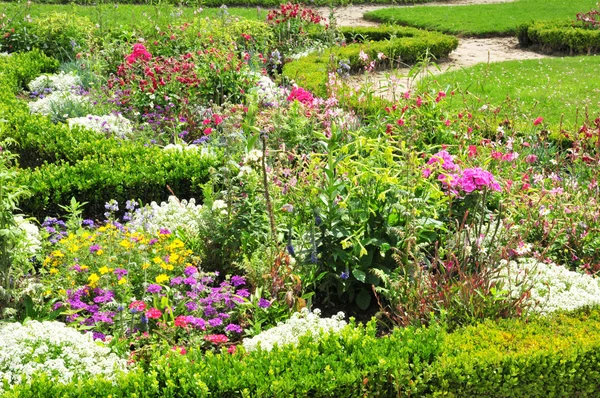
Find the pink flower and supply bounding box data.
[533,117,543,126]
[454,167,502,193]
[467,145,477,158]
[287,87,314,106]
[146,307,162,319]
[397,119,405,126]
[428,150,459,172]
[129,300,146,312]
[204,334,229,344]
[525,154,538,164]
[416,97,423,107]
[174,315,190,328]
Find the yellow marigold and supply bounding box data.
[170,253,180,263]
[155,274,169,284]
[142,262,150,270]
[160,263,174,271]
[49,268,58,275]
[168,239,185,251]
[153,256,163,264]
[80,265,89,271]
[99,266,110,275]
[96,249,104,255]
[118,278,127,285]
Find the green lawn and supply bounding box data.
[364,0,599,37]
[423,55,600,128]
[0,2,266,30]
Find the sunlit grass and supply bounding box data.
[364,0,598,37]
[422,55,600,129]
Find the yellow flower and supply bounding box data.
[51,250,64,258]
[96,249,104,255]
[119,239,132,249]
[155,274,169,284]
[142,262,150,270]
[170,253,180,263]
[80,265,89,271]
[118,278,127,285]
[153,256,163,264]
[49,268,58,275]
[168,239,185,251]
[88,273,100,287]
[99,266,110,275]
[160,263,174,271]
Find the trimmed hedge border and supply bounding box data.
[4,308,600,396]
[0,51,219,219]
[283,26,458,97]
[517,20,600,55]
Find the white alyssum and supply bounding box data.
[498,257,600,315]
[28,71,82,93]
[249,76,288,107]
[129,196,203,236]
[28,90,89,117]
[0,321,127,394]
[68,114,133,139]
[242,308,347,352]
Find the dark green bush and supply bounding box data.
[518,20,600,54]
[0,50,59,93]
[0,13,94,61]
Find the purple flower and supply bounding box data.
[92,331,106,341]
[82,219,95,227]
[185,301,198,311]
[455,167,502,194]
[89,245,101,254]
[52,302,63,311]
[170,276,184,286]
[218,312,231,319]
[114,268,128,279]
[149,238,158,245]
[236,289,251,298]
[225,323,243,334]
[340,271,349,280]
[184,276,197,286]
[147,284,162,294]
[189,317,206,330]
[230,276,245,287]
[159,228,171,235]
[184,266,198,277]
[208,318,223,328]
[258,298,272,308]
[204,306,217,316]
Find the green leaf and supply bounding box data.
[352,269,366,283]
[356,288,371,310]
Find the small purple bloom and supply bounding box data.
[230,276,246,287]
[225,324,243,333]
[185,301,198,311]
[184,266,198,276]
[340,271,349,280]
[258,298,271,308]
[89,245,101,254]
[147,284,162,294]
[114,268,128,279]
[149,238,158,245]
[208,318,223,328]
[159,228,171,235]
[82,219,95,227]
[236,289,251,298]
[170,276,184,286]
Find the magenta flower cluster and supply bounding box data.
[424,150,502,195]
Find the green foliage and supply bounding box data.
[0,49,58,93]
[17,148,219,220]
[0,12,94,61]
[282,26,458,96]
[364,0,599,37]
[518,20,600,54]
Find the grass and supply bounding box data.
[364,0,599,37]
[0,2,267,30]
[421,55,600,129]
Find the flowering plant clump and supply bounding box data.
[67,114,133,139]
[0,321,127,394]
[499,258,600,315]
[28,90,91,119]
[287,86,314,107]
[129,196,204,236]
[28,71,82,94]
[242,308,346,352]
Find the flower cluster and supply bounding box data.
[129,196,204,236]
[242,308,346,352]
[28,71,82,94]
[267,3,323,25]
[0,321,127,394]
[287,86,314,107]
[498,258,600,315]
[423,150,501,195]
[28,90,90,117]
[250,76,288,108]
[68,114,133,139]
[125,43,152,65]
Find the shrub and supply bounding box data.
[518,20,600,54]
[0,13,94,62]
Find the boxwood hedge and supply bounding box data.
[517,20,600,55]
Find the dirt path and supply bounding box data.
[313,1,550,99]
[348,37,549,99]
[315,0,515,28]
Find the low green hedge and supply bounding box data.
[283,26,458,96]
[517,20,600,55]
[5,309,600,396]
[0,51,219,220]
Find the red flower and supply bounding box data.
[146,307,162,319]
[533,117,544,126]
[174,316,189,328]
[204,334,229,344]
[129,300,146,312]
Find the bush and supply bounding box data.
[283,26,458,96]
[518,20,600,54]
[0,13,94,62]
[17,148,219,219]
[0,50,58,93]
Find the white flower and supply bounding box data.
[13,215,41,258]
[28,91,89,117]
[129,196,203,236]
[244,149,263,166]
[0,321,127,394]
[28,71,82,93]
[68,114,133,139]
[242,308,347,352]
